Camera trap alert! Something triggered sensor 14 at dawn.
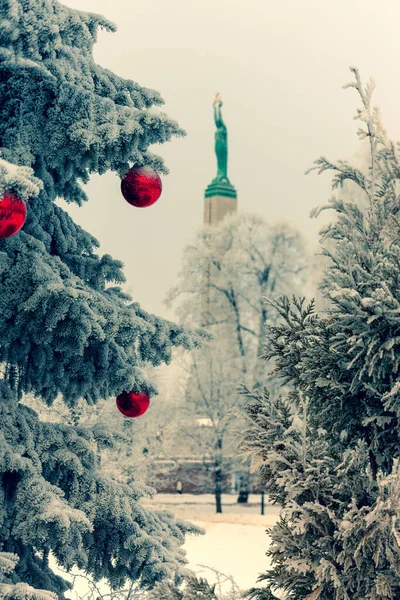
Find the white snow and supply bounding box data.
[143,494,280,590]
[185,520,272,591]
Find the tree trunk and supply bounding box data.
[364,429,378,481]
[215,474,223,513]
[214,438,223,513]
[229,290,247,374]
[253,304,269,389]
[369,448,378,481]
[237,469,250,503]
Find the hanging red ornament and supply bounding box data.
[0,192,27,239]
[121,166,162,208]
[116,390,150,418]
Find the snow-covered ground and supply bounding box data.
[57,494,280,598]
[143,494,280,592]
[185,520,272,591]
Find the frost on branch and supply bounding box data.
[0,159,42,201]
[0,552,58,599]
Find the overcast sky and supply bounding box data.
[61,0,400,319]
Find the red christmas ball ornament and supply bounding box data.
[0,192,27,239]
[121,166,162,208]
[116,390,150,418]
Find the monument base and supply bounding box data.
[203,194,237,226]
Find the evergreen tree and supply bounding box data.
[148,569,243,600]
[148,574,218,600]
[0,1,201,597]
[239,69,400,599]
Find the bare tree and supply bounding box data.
[165,213,309,511]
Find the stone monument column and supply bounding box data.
[204,93,237,226]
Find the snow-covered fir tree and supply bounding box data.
[238,69,400,600]
[0,1,203,598]
[149,569,244,600]
[148,574,218,600]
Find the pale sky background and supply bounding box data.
[61,0,400,320]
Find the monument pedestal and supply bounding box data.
[204,180,237,226]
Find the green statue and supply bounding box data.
[205,93,236,199]
[213,93,229,183]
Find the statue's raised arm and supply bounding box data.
[212,93,228,182]
[213,92,225,129]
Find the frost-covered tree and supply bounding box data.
[21,390,161,491]
[149,568,243,600]
[0,1,202,598]
[168,213,307,389]
[167,213,307,511]
[148,575,218,600]
[238,69,400,600]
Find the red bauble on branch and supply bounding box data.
[121,166,162,208]
[116,390,150,418]
[0,192,27,239]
